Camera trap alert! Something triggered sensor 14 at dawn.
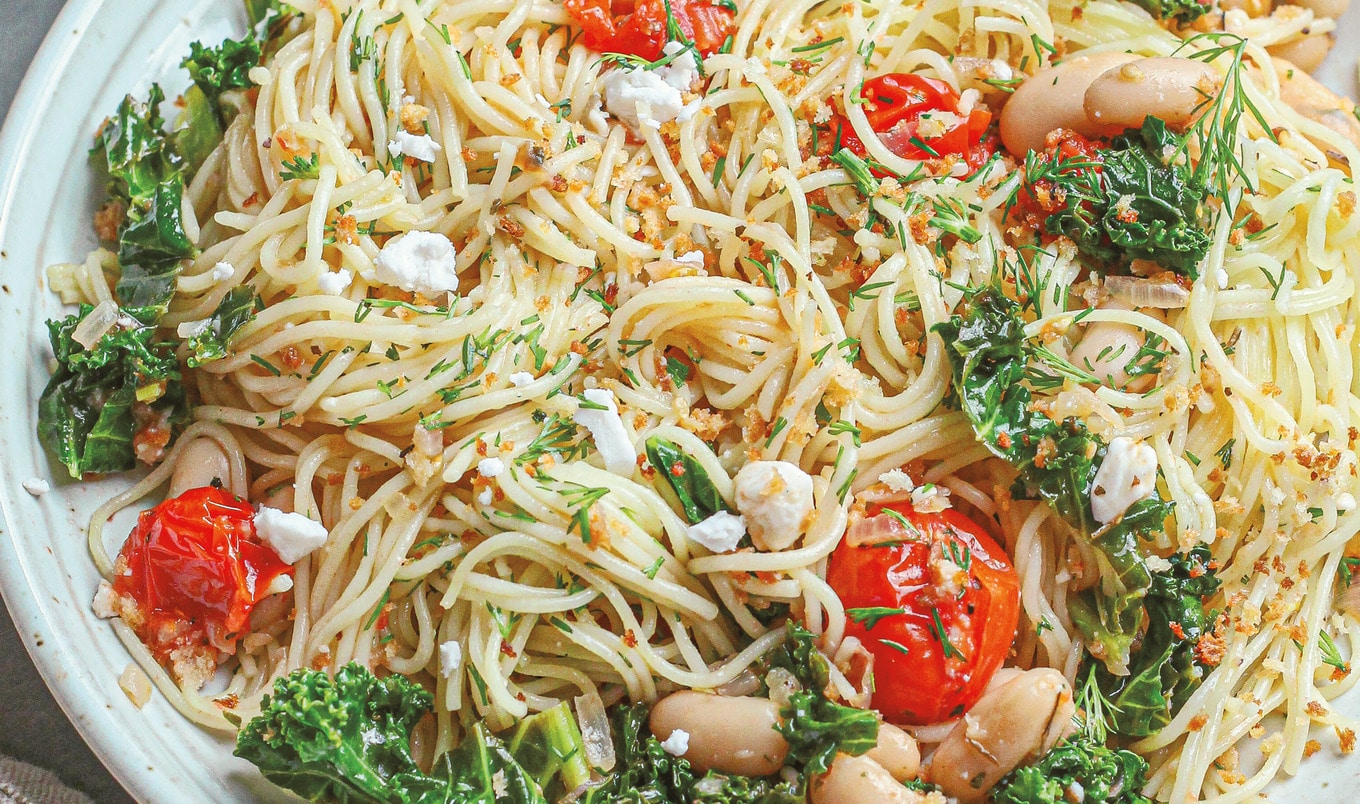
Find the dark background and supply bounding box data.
[1,1,135,801]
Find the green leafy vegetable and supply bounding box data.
[936,288,1216,736]
[94,87,195,313]
[990,733,1152,804]
[235,663,591,803]
[1126,0,1208,25]
[38,306,185,478]
[768,623,879,775]
[1020,118,1209,278]
[644,437,728,524]
[182,36,259,115]
[184,287,258,367]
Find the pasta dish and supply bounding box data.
[33,0,1360,800]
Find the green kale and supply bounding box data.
[690,772,804,803]
[990,733,1152,804]
[38,306,185,478]
[184,287,259,367]
[1023,118,1209,279]
[768,623,879,775]
[935,288,1215,736]
[579,703,696,803]
[182,36,259,115]
[235,664,591,803]
[94,87,195,313]
[644,436,728,524]
[1128,0,1210,25]
[1078,546,1221,736]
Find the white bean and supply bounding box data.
[1084,58,1220,131]
[1267,33,1335,75]
[866,723,921,782]
[1068,320,1150,392]
[648,691,788,776]
[168,438,232,497]
[1274,56,1360,148]
[926,668,1076,803]
[811,754,927,804]
[1290,0,1350,18]
[999,52,1138,156]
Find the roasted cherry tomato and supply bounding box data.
[564,0,736,60]
[827,500,1020,725]
[826,74,996,172]
[111,486,290,668]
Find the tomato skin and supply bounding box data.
[827,502,1020,725]
[564,0,735,60]
[829,74,997,172]
[112,487,290,664]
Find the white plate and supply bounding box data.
[1,2,1358,801]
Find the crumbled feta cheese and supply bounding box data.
[374,230,460,295]
[176,318,215,338]
[478,487,494,506]
[92,581,118,619]
[509,371,535,387]
[478,457,505,478]
[317,268,353,296]
[439,640,463,677]
[255,506,329,564]
[573,388,637,475]
[22,478,50,497]
[734,461,814,551]
[388,131,442,163]
[659,728,690,757]
[911,483,952,513]
[878,468,914,493]
[601,42,700,131]
[687,511,747,553]
[212,261,235,282]
[1090,436,1158,524]
[1338,493,1357,512]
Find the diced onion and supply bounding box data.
[844,511,913,548]
[1103,275,1190,309]
[71,300,121,349]
[575,691,616,772]
[413,423,443,457]
[713,668,762,697]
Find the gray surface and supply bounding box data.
[1,1,136,801]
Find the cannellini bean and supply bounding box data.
[999,52,1138,156]
[648,691,788,776]
[1084,58,1221,131]
[1068,320,1151,392]
[1267,33,1336,75]
[811,754,929,804]
[1273,56,1360,148]
[866,723,921,782]
[168,438,232,497]
[926,668,1077,803]
[1290,0,1350,19]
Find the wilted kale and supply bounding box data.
[768,623,879,776]
[38,307,185,478]
[936,289,1216,736]
[1080,546,1221,736]
[182,36,259,116]
[184,287,259,367]
[645,436,728,524]
[93,87,195,313]
[991,733,1152,804]
[1128,0,1210,25]
[235,663,591,803]
[1021,117,1210,278]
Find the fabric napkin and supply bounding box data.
[0,756,91,804]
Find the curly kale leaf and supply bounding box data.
[644,436,728,524]
[182,36,260,114]
[769,623,879,776]
[690,772,804,803]
[185,287,259,367]
[38,306,185,478]
[94,87,195,312]
[1081,546,1221,736]
[236,664,590,803]
[936,289,1216,735]
[1025,117,1209,278]
[991,732,1152,804]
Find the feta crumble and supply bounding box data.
[317,268,353,296]
[509,371,535,387]
[374,230,460,295]
[388,131,442,163]
[1090,436,1158,524]
[573,388,637,475]
[478,457,506,478]
[601,42,700,131]
[22,478,50,497]
[212,261,235,282]
[255,506,329,564]
[439,640,463,677]
[734,461,814,551]
[878,468,914,493]
[478,487,494,506]
[658,728,690,757]
[687,511,747,553]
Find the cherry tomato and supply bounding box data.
[564,0,736,60]
[1011,128,1104,223]
[827,74,997,172]
[111,487,290,667]
[827,501,1020,725]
